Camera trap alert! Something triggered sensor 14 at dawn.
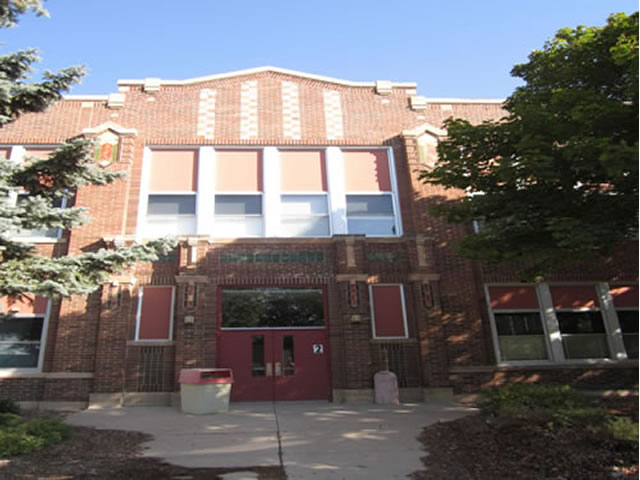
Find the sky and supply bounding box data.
[1,0,637,99]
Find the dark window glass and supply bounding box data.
[617,310,639,333]
[556,311,605,334]
[215,195,262,215]
[147,194,196,215]
[494,313,544,335]
[0,317,44,342]
[252,335,265,377]
[221,289,324,328]
[346,195,393,216]
[617,310,639,359]
[283,335,295,376]
[0,316,44,368]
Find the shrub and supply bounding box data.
[18,418,71,445]
[484,384,608,427]
[604,416,639,442]
[0,413,21,428]
[0,417,71,458]
[0,399,20,415]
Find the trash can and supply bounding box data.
[374,370,399,405]
[178,368,234,414]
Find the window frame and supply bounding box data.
[136,146,403,240]
[134,286,175,342]
[0,298,51,372]
[369,283,409,339]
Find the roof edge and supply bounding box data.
[117,66,417,88]
[425,97,505,104]
[62,95,109,101]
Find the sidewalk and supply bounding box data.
[67,401,476,479]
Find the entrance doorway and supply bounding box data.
[217,288,331,402]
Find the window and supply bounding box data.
[14,193,63,240]
[145,150,198,236]
[136,287,174,341]
[137,146,402,239]
[487,283,639,365]
[221,288,324,329]
[343,149,398,237]
[487,286,549,362]
[551,285,609,360]
[0,295,48,369]
[280,195,329,236]
[370,284,408,338]
[346,194,396,236]
[215,194,263,237]
[214,150,263,237]
[610,285,639,360]
[494,313,548,361]
[279,150,329,237]
[617,311,638,359]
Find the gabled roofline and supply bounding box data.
[117,66,417,89]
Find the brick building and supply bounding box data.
[0,67,637,408]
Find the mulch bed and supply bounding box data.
[411,396,639,480]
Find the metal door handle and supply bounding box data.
[274,362,282,377]
[266,362,273,376]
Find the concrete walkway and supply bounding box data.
[67,401,476,479]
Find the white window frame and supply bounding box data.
[486,282,637,366]
[369,283,409,339]
[0,299,51,372]
[136,145,403,240]
[134,286,175,342]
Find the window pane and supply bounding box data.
[562,334,610,359]
[618,311,639,359]
[0,317,44,342]
[281,195,328,215]
[215,195,262,215]
[623,335,639,359]
[283,335,295,376]
[346,195,393,216]
[617,310,639,333]
[498,336,547,361]
[215,217,263,237]
[281,217,330,237]
[0,343,40,368]
[147,194,196,215]
[221,289,324,328]
[347,218,396,236]
[556,311,606,334]
[494,313,544,335]
[252,335,265,377]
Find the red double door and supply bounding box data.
[218,328,330,401]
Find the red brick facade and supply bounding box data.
[0,67,636,405]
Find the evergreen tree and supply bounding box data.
[420,12,638,277]
[0,1,176,298]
